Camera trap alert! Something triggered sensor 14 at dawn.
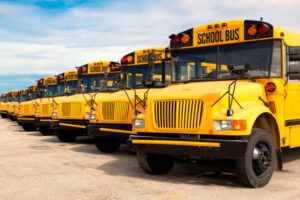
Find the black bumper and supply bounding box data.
[34,117,53,126]
[18,116,36,124]
[87,123,132,138]
[0,111,8,114]
[50,120,89,134]
[130,135,248,159]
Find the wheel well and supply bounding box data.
[253,113,280,150]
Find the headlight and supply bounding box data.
[90,114,96,120]
[13,108,16,113]
[52,112,57,117]
[134,119,145,128]
[35,110,39,116]
[85,112,90,119]
[19,110,22,115]
[213,120,232,131]
[213,120,247,131]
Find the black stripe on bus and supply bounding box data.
[285,119,300,126]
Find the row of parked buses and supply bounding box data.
[1,19,300,188]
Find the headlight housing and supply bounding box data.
[214,120,246,131]
[35,109,39,116]
[134,119,145,128]
[19,110,22,115]
[52,112,57,117]
[85,112,90,119]
[13,108,16,113]
[90,114,96,120]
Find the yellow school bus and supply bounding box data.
[34,76,60,135]
[50,61,120,142]
[129,19,300,187]
[18,85,38,131]
[87,48,171,153]
[0,93,8,118]
[16,89,29,124]
[51,70,79,120]
[7,90,20,121]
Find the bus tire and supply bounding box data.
[137,151,174,175]
[1,114,8,118]
[39,126,55,135]
[55,130,77,142]
[95,137,120,153]
[236,128,275,188]
[22,124,36,131]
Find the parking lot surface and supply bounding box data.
[1,118,300,200]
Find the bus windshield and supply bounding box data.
[57,81,65,96]
[29,91,36,100]
[21,94,28,101]
[47,85,58,97]
[13,95,20,102]
[1,96,7,102]
[7,96,12,101]
[37,86,46,98]
[66,80,77,95]
[171,40,282,82]
[78,74,120,93]
[121,63,171,88]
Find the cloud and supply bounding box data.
[0,0,300,79]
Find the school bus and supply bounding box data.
[129,19,300,187]
[50,61,120,142]
[34,76,62,135]
[7,90,20,121]
[87,48,171,153]
[15,89,29,123]
[18,85,38,131]
[51,70,79,120]
[0,93,8,118]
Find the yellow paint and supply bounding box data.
[59,123,86,129]
[99,128,134,134]
[132,139,220,147]
[18,118,34,120]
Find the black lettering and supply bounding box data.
[198,33,202,45]
[211,32,215,43]
[230,29,234,40]
[220,31,224,42]
[225,30,230,41]
[215,31,219,42]
[235,28,239,40]
[202,33,205,44]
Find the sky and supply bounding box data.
[0,0,300,93]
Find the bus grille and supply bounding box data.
[61,103,81,117]
[154,100,203,130]
[24,105,30,114]
[101,102,129,121]
[41,104,50,116]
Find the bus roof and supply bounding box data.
[169,19,300,49]
[77,61,120,75]
[121,47,169,66]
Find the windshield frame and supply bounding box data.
[170,39,283,83]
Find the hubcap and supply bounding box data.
[252,143,271,176]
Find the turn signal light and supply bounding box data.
[82,67,87,72]
[167,52,171,58]
[259,23,269,34]
[248,25,257,36]
[265,82,276,93]
[232,120,247,131]
[180,33,190,44]
[127,55,133,63]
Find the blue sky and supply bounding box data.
[0,0,300,93]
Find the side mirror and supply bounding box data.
[289,64,300,80]
[289,46,300,61]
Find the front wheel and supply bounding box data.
[55,130,77,142]
[94,137,121,153]
[137,151,174,175]
[22,124,37,131]
[236,128,275,188]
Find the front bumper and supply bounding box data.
[87,123,133,139]
[8,113,17,120]
[18,116,35,124]
[50,120,89,134]
[0,111,8,115]
[130,135,248,159]
[34,117,55,126]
